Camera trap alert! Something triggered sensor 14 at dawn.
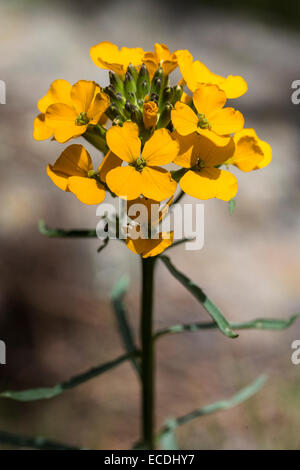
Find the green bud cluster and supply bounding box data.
[104,63,183,133]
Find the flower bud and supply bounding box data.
[156,103,172,129]
[172,85,183,104]
[124,71,137,97]
[126,64,138,82]
[137,64,150,99]
[143,101,158,129]
[109,71,124,94]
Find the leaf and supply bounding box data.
[111,276,141,376]
[157,375,267,441]
[228,198,236,216]
[0,352,137,402]
[159,255,238,338]
[0,430,82,450]
[164,237,195,252]
[154,314,298,340]
[38,220,97,238]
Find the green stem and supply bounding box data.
[140,256,156,449]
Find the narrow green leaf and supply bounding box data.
[38,220,97,238]
[154,314,298,341]
[164,237,195,252]
[159,255,238,338]
[157,375,267,441]
[228,198,236,216]
[0,430,82,450]
[0,352,138,402]
[111,276,141,376]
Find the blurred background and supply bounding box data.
[0,0,300,450]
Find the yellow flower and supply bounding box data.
[33,79,73,141]
[176,50,248,99]
[143,43,178,78]
[47,144,120,205]
[227,128,272,171]
[143,101,158,129]
[173,132,238,201]
[90,41,145,76]
[125,196,174,258]
[171,84,244,146]
[45,81,109,143]
[105,122,178,201]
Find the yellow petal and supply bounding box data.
[227,129,265,172]
[51,144,93,177]
[106,165,143,200]
[154,43,171,61]
[141,166,177,201]
[180,168,238,201]
[120,46,145,68]
[90,41,122,72]
[47,164,69,191]
[174,132,234,168]
[126,232,174,258]
[171,102,198,136]
[33,114,53,141]
[38,79,72,113]
[143,53,159,79]
[196,128,231,147]
[210,108,244,135]
[177,53,248,99]
[173,132,200,168]
[181,92,192,105]
[106,122,141,163]
[142,129,179,165]
[71,80,99,115]
[236,129,272,170]
[98,150,122,183]
[89,91,110,124]
[90,41,144,75]
[219,75,248,99]
[200,137,235,167]
[193,84,226,117]
[68,176,105,205]
[45,103,84,143]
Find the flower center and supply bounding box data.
[195,158,206,170]
[135,157,146,172]
[197,113,211,130]
[87,169,98,179]
[75,112,90,126]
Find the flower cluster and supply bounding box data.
[34,41,272,257]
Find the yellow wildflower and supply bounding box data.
[105,122,178,201]
[171,84,244,146]
[90,41,145,76]
[45,80,109,143]
[47,144,120,205]
[125,196,174,258]
[176,49,248,99]
[143,43,178,78]
[227,128,272,171]
[33,79,73,141]
[173,133,238,201]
